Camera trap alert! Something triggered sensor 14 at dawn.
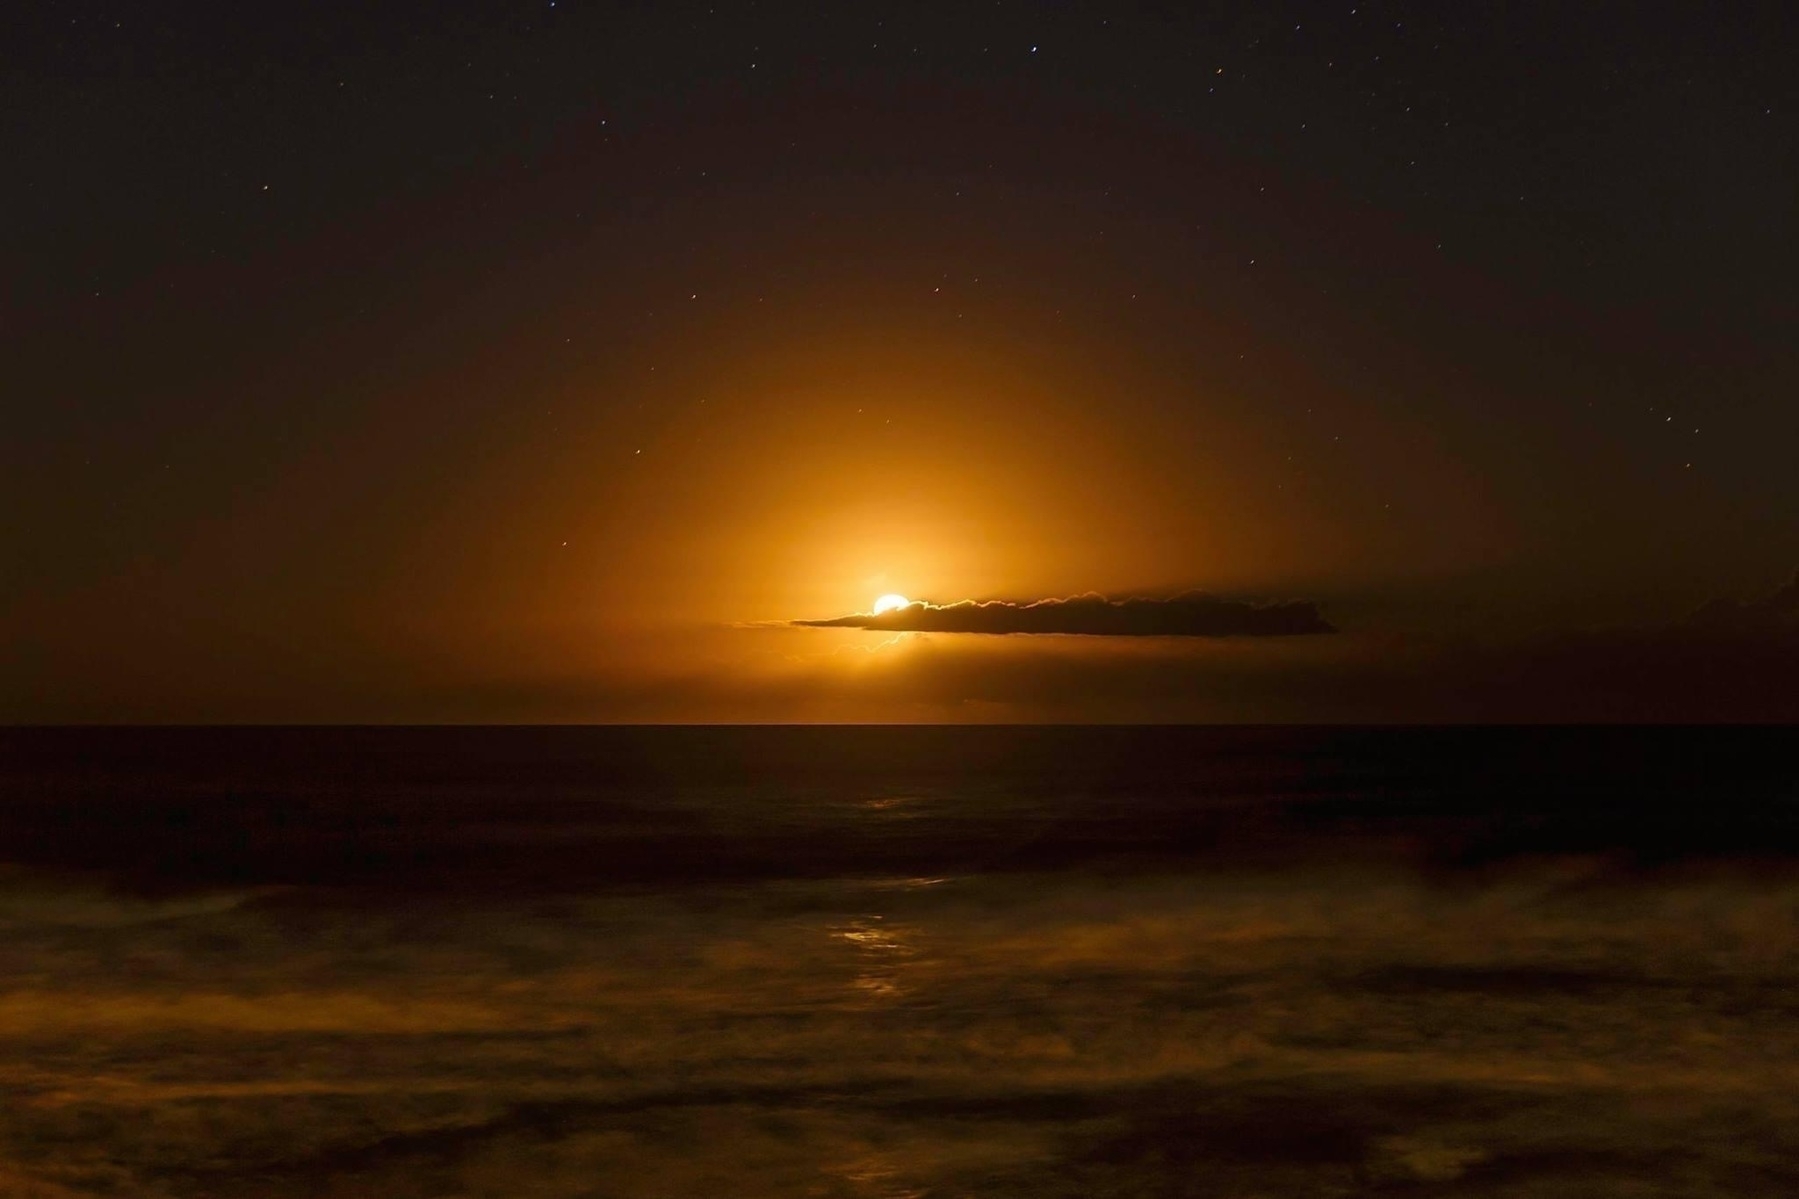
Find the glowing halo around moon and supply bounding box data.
[872,593,911,615]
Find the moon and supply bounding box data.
[872,593,911,614]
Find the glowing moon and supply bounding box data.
[872,593,911,614]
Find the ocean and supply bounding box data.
[2,726,1796,1196]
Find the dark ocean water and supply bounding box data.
[1,726,1796,1196]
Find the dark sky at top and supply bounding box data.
[6,1,1797,721]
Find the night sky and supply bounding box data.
[8,1,1797,721]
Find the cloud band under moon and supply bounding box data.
[792,593,1336,637]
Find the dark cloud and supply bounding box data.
[1683,569,1799,637]
[792,592,1336,638]
[124,571,1796,724]
[1377,568,1799,723]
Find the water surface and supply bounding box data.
[2,726,1796,1196]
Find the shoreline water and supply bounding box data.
[1,726,1795,1195]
